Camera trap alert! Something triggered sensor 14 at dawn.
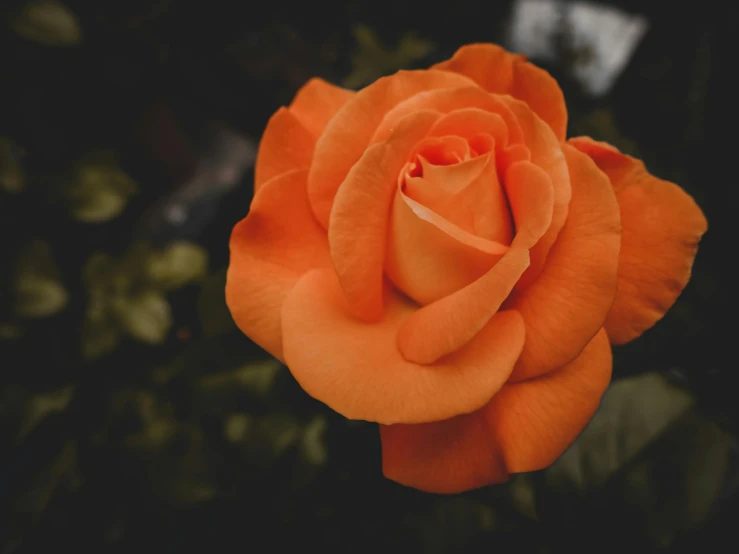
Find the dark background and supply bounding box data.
[0,1,734,553]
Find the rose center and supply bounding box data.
[400,135,514,245]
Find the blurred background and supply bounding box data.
[0,0,734,552]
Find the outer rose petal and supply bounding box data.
[329,111,442,321]
[381,328,612,493]
[508,145,621,381]
[308,69,478,227]
[397,160,553,364]
[569,137,708,344]
[380,410,509,494]
[488,328,612,472]
[432,43,568,141]
[225,169,330,360]
[281,268,526,425]
[253,108,316,193]
[288,77,354,138]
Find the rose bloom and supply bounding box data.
[226,44,707,493]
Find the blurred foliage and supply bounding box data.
[60,151,138,223]
[344,24,435,89]
[10,0,82,46]
[0,1,733,553]
[11,240,68,319]
[0,138,27,193]
[81,241,208,358]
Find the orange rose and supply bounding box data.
[226,44,707,493]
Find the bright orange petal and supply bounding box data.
[308,70,477,227]
[487,328,612,473]
[254,108,316,192]
[226,169,330,360]
[380,411,509,494]
[281,268,526,424]
[433,43,568,140]
[499,96,571,288]
[288,77,354,138]
[569,137,708,344]
[328,111,441,321]
[508,145,620,381]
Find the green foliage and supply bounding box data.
[12,240,68,318]
[0,138,27,193]
[61,151,138,223]
[80,241,209,358]
[11,0,82,46]
[535,373,735,551]
[344,24,435,88]
[144,241,208,291]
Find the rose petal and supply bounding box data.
[226,169,330,360]
[281,268,526,424]
[508,145,621,381]
[385,185,509,307]
[429,107,510,146]
[405,146,513,243]
[380,410,509,494]
[396,160,552,364]
[309,70,477,227]
[569,137,708,344]
[433,43,568,141]
[328,111,441,321]
[288,77,354,138]
[381,327,611,493]
[499,96,571,288]
[397,247,529,364]
[488,328,612,472]
[254,108,316,193]
[372,86,524,146]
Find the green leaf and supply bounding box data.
[62,151,137,222]
[197,269,236,337]
[13,276,68,318]
[536,373,736,550]
[11,0,82,47]
[224,413,254,443]
[546,373,694,490]
[144,241,209,291]
[17,386,76,442]
[196,358,282,401]
[300,415,328,466]
[112,290,172,344]
[248,413,303,462]
[80,315,121,359]
[14,441,79,514]
[0,137,27,193]
[12,240,68,318]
